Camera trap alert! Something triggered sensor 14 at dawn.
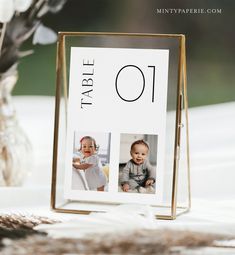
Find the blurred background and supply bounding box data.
[14,0,235,107]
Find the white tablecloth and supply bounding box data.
[0,96,235,233]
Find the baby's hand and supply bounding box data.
[145,179,154,186]
[74,163,93,170]
[122,183,130,192]
[73,158,80,164]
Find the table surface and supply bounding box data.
[0,96,235,235]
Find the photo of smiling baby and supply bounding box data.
[119,134,157,194]
[72,132,111,192]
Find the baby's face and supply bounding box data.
[81,139,96,157]
[130,144,148,165]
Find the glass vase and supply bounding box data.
[0,65,32,186]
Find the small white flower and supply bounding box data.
[0,0,14,23]
[14,0,33,12]
[33,24,57,45]
[0,0,32,23]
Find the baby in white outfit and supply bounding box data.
[73,136,107,191]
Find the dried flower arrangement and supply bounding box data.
[0,0,67,186]
[0,0,67,73]
[0,213,233,255]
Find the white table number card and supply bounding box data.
[52,33,190,219]
[64,47,169,205]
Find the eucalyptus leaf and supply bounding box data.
[48,0,67,13]
[32,24,57,45]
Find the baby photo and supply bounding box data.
[71,131,110,192]
[118,134,157,194]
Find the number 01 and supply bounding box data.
[115,65,156,102]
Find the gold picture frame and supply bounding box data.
[51,32,190,220]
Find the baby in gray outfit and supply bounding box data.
[120,140,155,193]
